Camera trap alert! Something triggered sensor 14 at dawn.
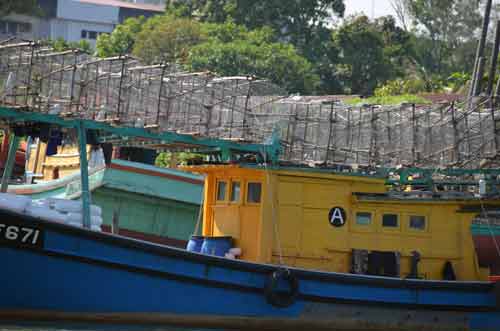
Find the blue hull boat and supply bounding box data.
[0,209,499,331]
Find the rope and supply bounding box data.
[262,150,285,267]
[192,191,204,236]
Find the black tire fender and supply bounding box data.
[264,268,299,308]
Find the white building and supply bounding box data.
[1,0,164,47]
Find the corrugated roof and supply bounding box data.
[78,0,164,12]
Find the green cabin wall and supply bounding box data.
[94,160,204,241]
[93,187,200,241]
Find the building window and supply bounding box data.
[382,214,398,227]
[247,182,262,203]
[0,21,31,35]
[356,212,371,225]
[230,181,240,202]
[88,31,98,40]
[0,21,30,34]
[81,30,102,40]
[7,21,17,34]
[409,216,426,230]
[216,181,227,201]
[18,23,31,33]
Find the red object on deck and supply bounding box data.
[473,235,500,275]
[489,275,500,282]
[0,134,26,170]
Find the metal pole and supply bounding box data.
[472,0,493,96]
[473,57,486,96]
[77,120,91,229]
[0,134,20,192]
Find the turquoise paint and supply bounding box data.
[112,159,203,182]
[93,187,200,240]
[77,120,91,228]
[471,224,500,236]
[7,167,105,199]
[95,161,203,240]
[103,163,203,205]
[64,168,105,199]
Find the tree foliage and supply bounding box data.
[155,152,204,167]
[166,0,345,93]
[188,21,319,93]
[396,0,482,75]
[92,0,490,96]
[50,38,91,53]
[166,0,345,34]
[333,15,415,95]
[133,15,205,63]
[96,17,146,57]
[0,0,39,16]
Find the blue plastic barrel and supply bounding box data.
[186,235,204,253]
[201,236,232,257]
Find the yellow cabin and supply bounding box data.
[191,164,497,282]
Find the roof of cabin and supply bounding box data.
[184,163,386,184]
[354,191,500,204]
[111,159,204,183]
[103,159,203,205]
[78,0,164,12]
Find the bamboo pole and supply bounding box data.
[486,21,500,96]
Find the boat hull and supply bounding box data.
[0,210,499,331]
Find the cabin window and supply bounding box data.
[216,181,227,201]
[247,182,262,203]
[382,214,398,227]
[230,181,241,202]
[356,212,371,225]
[409,215,426,230]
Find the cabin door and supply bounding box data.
[238,203,260,261]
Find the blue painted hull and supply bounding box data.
[0,209,499,330]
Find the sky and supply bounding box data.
[343,0,395,19]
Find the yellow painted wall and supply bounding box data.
[200,166,265,261]
[27,143,91,181]
[272,172,387,272]
[196,165,490,281]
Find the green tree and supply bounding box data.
[155,152,204,167]
[188,21,319,93]
[0,0,39,16]
[397,0,482,75]
[333,16,393,95]
[167,0,345,32]
[96,17,146,57]
[132,15,205,63]
[221,0,345,47]
[166,0,345,94]
[50,38,91,53]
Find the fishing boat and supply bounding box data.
[8,158,204,248]
[0,106,499,331]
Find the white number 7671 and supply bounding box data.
[0,224,40,244]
